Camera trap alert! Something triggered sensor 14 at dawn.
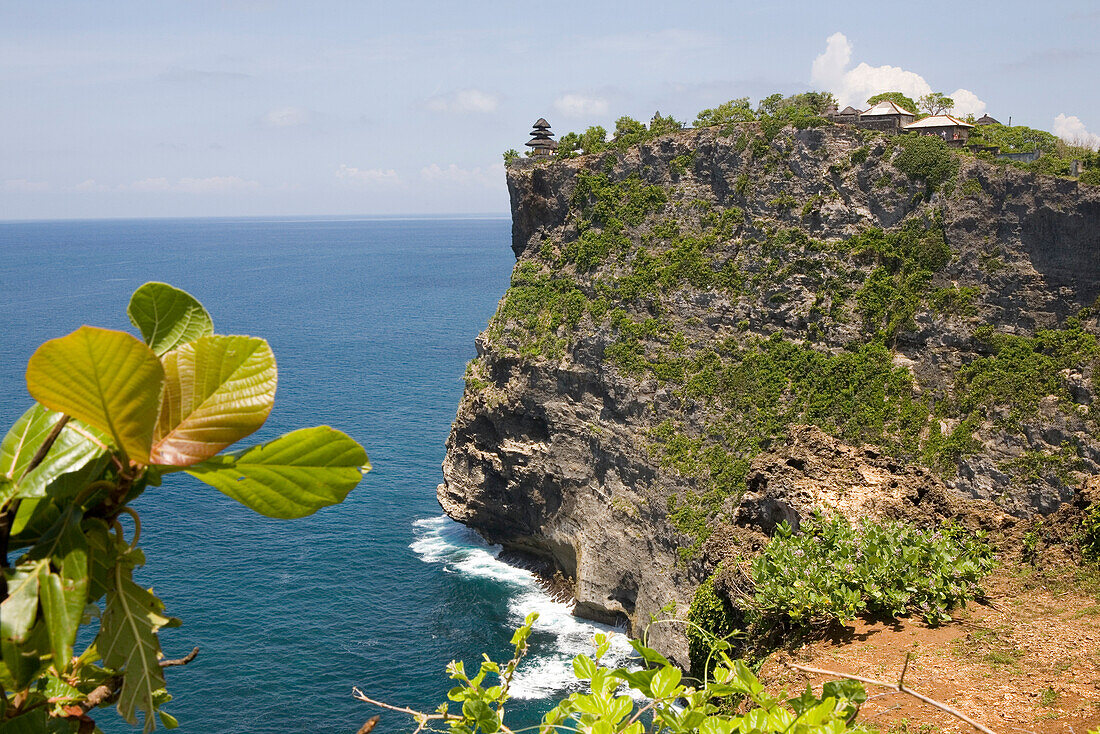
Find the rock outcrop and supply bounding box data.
[438,122,1100,664]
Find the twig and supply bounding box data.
[352,688,518,734]
[866,704,903,719]
[788,662,999,734]
[21,415,71,479]
[352,688,443,719]
[161,647,199,667]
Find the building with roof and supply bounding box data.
[827,105,861,124]
[974,114,1001,126]
[903,114,974,144]
[525,118,558,157]
[857,100,916,132]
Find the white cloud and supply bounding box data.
[425,89,499,114]
[74,179,110,192]
[948,89,987,117]
[264,106,309,127]
[177,176,260,193]
[128,177,171,192]
[420,163,504,188]
[120,176,260,193]
[554,94,610,119]
[810,32,985,116]
[3,179,49,192]
[335,164,400,185]
[1053,113,1100,149]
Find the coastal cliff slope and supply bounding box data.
[437,122,1100,663]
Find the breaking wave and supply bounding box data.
[410,515,636,700]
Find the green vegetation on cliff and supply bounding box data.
[487,104,1099,565]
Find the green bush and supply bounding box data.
[750,514,995,626]
[893,134,958,190]
[502,149,520,165]
[957,321,1099,427]
[929,285,979,316]
[1083,503,1100,563]
[967,123,1059,154]
[612,116,649,149]
[1080,168,1100,186]
[686,569,741,675]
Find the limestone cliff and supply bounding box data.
[438,122,1100,664]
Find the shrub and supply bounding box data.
[686,568,741,675]
[1083,503,1100,563]
[612,115,649,149]
[957,322,1099,427]
[1080,167,1100,185]
[893,134,958,190]
[929,285,980,316]
[967,123,1059,154]
[502,149,520,165]
[750,514,995,627]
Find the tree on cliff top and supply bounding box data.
[918,92,955,116]
[867,91,919,114]
[694,97,756,127]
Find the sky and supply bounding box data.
[2,0,1098,220]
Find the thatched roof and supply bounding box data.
[532,118,551,129]
[839,106,861,116]
[974,114,1001,126]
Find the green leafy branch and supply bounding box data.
[353,614,876,734]
[1,282,370,733]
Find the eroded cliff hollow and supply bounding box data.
[437,122,1100,664]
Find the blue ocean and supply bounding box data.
[0,217,633,733]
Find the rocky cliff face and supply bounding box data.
[438,123,1100,664]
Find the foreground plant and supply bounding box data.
[355,613,872,734]
[1,282,370,732]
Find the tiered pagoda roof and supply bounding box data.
[525,118,557,155]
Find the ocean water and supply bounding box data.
[0,217,631,733]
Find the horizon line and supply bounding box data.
[0,212,513,225]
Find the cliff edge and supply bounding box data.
[438,122,1100,664]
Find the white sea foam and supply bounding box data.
[410,515,637,700]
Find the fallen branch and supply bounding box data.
[788,656,999,734]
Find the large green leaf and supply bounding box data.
[26,510,89,669]
[127,282,214,356]
[0,405,108,502]
[150,336,277,467]
[26,326,165,463]
[1,562,44,644]
[186,426,370,518]
[98,563,174,734]
[1,561,46,689]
